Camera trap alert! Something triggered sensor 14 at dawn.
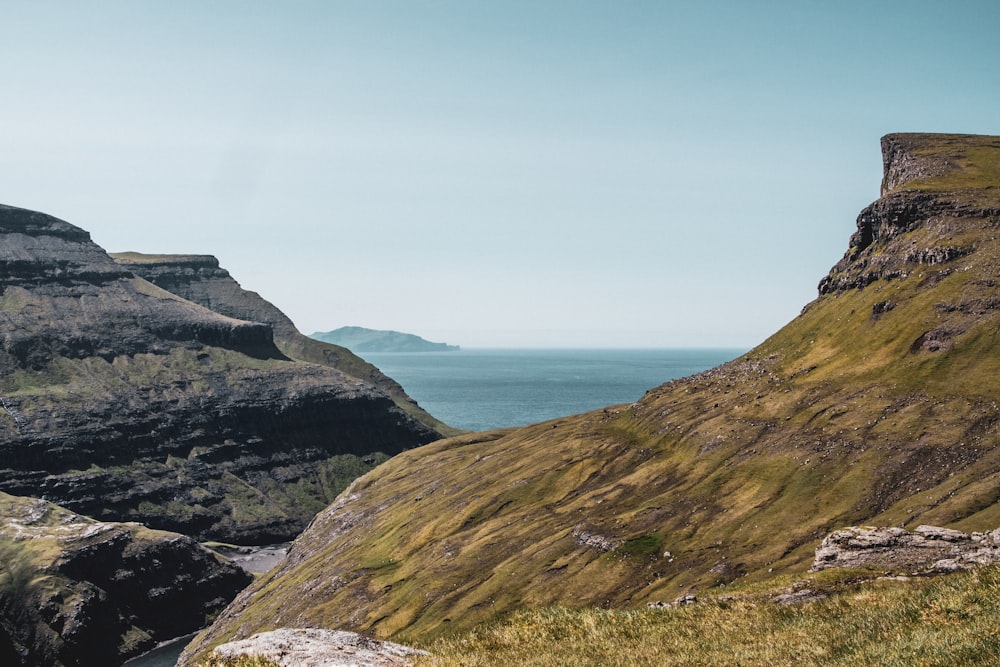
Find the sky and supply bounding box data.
[2,1,998,348]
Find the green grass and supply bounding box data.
[418,566,1000,666]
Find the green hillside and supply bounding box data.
[183,133,1000,662]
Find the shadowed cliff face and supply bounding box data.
[0,204,441,543]
[110,252,460,438]
[181,133,1000,661]
[0,492,251,667]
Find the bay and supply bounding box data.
[364,348,745,433]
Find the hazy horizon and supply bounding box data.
[2,2,998,348]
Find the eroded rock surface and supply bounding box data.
[812,525,1000,574]
[0,204,440,543]
[210,628,428,667]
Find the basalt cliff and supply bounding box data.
[110,254,458,437]
[0,492,250,666]
[182,133,1000,661]
[0,205,446,544]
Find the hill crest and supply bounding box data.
[182,132,1000,661]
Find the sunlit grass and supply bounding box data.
[418,566,1000,666]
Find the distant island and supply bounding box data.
[310,326,460,353]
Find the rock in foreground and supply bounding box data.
[210,628,427,667]
[0,492,251,666]
[812,524,1000,574]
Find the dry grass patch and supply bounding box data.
[418,566,1000,666]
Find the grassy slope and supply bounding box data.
[182,133,1000,661]
[418,566,1000,666]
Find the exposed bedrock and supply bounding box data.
[0,204,440,543]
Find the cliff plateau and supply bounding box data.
[0,205,442,543]
[182,133,1000,660]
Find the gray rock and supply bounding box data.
[0,491,250,666]
[812,524,1000,574]
[211,628,429,667]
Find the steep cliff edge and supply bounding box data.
[0,491,250,666]
[110,254,459,437]
[182,133,1000,660]
[0,204,441,543]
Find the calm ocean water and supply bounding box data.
[365,348,746,432]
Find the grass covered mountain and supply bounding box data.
[0,206,445,543]
[311,326,460,353]
[183,132,1000,659]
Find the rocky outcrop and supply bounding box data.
[818,134,1000,296]
[209,629,428,667]
[811,525,1000,574]
[0,204,441,543]
[880,133,960,196]
[0,491,250,666]
[111,253,459,437]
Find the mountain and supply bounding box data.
[0,205,444,543]
[0,491,250,666]
[311,326,460,353]
[111,255,460,437]
[181,133,1000,659]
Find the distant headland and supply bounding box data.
[310,326,460,353]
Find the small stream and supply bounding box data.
[122,543,290,667]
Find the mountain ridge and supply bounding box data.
[0,205,443,543]
[181,132,1000,662]
[111,253,459,437]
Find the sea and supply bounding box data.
[364,348,746,432]
[121,347,743,667]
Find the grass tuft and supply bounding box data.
[418,566,1000,666]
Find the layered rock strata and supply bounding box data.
[110,253,457,437]
[0,204,441,543]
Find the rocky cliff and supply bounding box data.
[110,254,458,437]
[0,491,250,666]
[181,133,1000,661]
[0,204,441,543]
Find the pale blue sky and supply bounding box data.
[2,1,998,347]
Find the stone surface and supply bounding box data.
[0,491,250,666]
[811,525,1000,574]
[0,204,441,543]
[211,628,428,667]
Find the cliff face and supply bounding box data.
[111,253,460,438]
[819,133,1000,295]
[0,205,441,543]
[0,492,250,666]
[182,133,1000,660]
